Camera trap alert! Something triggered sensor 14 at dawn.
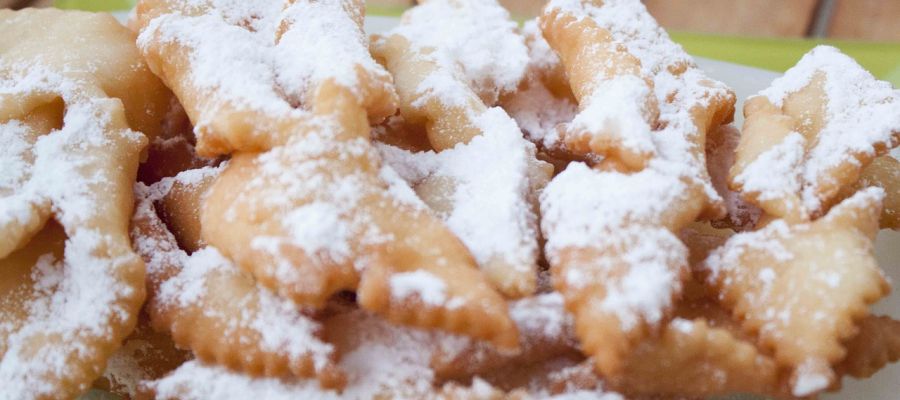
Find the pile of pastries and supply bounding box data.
[1,0,898,399]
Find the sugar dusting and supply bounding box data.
[389,0,528,105]
[746,46,900,213]
[539,0,733,334]
[375,1,546,292]
[503,20,577,150]
[702,188,887,396]
[378,108,544,279]
[390,270,451,307]
[132,182,335,374]
[137,0,392,137]
[147,292,600,399]
[0,65,146,397]
[544,0,733,203]
[733,132,805,204]
[225,127,397,286]
[541,164,692,330]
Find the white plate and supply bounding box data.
[110,11,899,400]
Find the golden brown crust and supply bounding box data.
[702,189,890,395]
[0,9,160,398]
[132,190,345,388]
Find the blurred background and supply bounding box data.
[2,0,898,84]
[2,0,898,41]
[375,0,900,41]
[2,0,897,40]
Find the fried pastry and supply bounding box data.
[131,176,345,387]
[730,46,900,223]
[610,318,782,398]
[706,124,762,231]
[150,164,218,253]
[0,8,171,398]
[372,0,552,298]
[837,155,900,230]
[537,0,735,377]
[539,0,734,178]
[92,317,191,400]
[836,315,900,380]
[501,20,577,157]
[584,224,788,398]
[137,0,519,348]
[372,0,528,150]
[144,360,512,400]
[202,85,517,349]
[143,292,620,400]
[135,0,397,156]
[702,188,890,396]
[137,98,219,185]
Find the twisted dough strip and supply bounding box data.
[94,317,191,399]
[702,188,890,397]
[372,0,552,298]
[539,2,658,171]
[537,0,735,378]
[138,0,518,348]
[131,176,345,387]
[0,8,170,398]
[836,315,900,380]
[135,0,397,156]
[539,0,734,179]
[144,293,619,400]
[836,155,900,230]
[202,82,518,349]
[730,46,900,223]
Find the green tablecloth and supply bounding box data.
[671,32,900,86]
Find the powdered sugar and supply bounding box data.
[0,228,143,397]
[137,0,390,136]
[744,45,900,213]
[541,162,692,252]
[544,0,733,200]
[537,0,733,337]
[539,162,693,333]
[502,20,576,149]
[0,64,147,398]
[0,66,146,248]
[149,311,440,399]
[522,19,562,75]
[733,132,805,203]
[390,270,450,306]
[503,78,575,149]
[598,229,685,329]
[0,121,32,195]
[509,292,575,344]
[131,186,335,374]
[792,365,830,397]
[569,75,657,159]
[149,292,581,399]
[278,202,354,262]
[151,361,341,400]
[390,0,528,105]
[702,219,794,282]
[225,129,393,279]
[378,108,545,283]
